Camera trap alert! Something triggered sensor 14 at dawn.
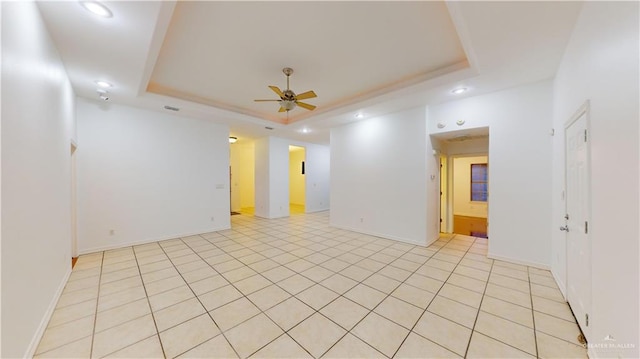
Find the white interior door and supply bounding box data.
[565,107,591,339]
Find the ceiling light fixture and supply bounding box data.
[80,1,113,18]
[95,80,112,88]
[301,128,310,134]
[355,113,364,119]
[451,87,468,95]
[229,137,238,144]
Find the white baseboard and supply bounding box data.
[330,223,430,247]
[487,252,551,270]
[78,225,231,255]
[551,269,568,300]
[305,208,329,214]
[25,266,72,358]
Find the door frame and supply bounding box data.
[70,140,78,259]
[563,100,592,340]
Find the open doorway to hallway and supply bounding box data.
[289,145,306,214]
[433,128,489,238]
[452,155,488,238]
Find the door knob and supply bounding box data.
[560,225,569,232]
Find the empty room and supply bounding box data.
[2,1,638,358]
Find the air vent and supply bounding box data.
[164,105,180,112]
[265,126,274,130]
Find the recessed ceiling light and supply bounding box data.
[95,80,112,88]
[301,128,310,134]
[451,87,468,95]
[80,1,113,18]
[229,137,238,144]
[355,113,364,119]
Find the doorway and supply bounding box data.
[451,155,489,238]
[229,139,256,215]
[433,129,490,237]
[564,102,591,340]
[289,145,306,214]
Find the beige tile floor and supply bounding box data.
[35,211,588,358]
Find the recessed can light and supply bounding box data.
[451,87,468,95]
[354,113,364,119]
[95,80,112,88]
[80,1,113,18]
[301,128,310,134]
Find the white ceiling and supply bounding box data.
[36,1,583,145]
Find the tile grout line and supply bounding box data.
[157,238,243,359]
[130,243,168,359]
[462,238,495,358]
[528,266,540,358]
[391,234,478,358]
[290,237,424,358]
[191,215,423,358]
[88,252,106,358]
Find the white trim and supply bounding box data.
[330,224,437,248]
[78,226,231,255]
[24,266,72,358]
[552,268,568,301]
[304,208,329,214]
[487,252,551,270]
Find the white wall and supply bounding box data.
[303,143,331,213]
[551,2,639,356]
[254,137,271,218]
[289,148,305,206]
[76,98,231,253]
[429,81,554,268]
[452,155,488,218]
[331,107,438,246]
[1,2,76,357]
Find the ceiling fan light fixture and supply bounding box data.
[279,100,296,111]
[80,1,113,18]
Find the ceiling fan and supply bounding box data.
[254,67,317,112]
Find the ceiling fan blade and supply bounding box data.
[278,106,287,112]
[254,99,280,102]
[296,101,316,111]
[269,86,285,98]
[295,91,317,100]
